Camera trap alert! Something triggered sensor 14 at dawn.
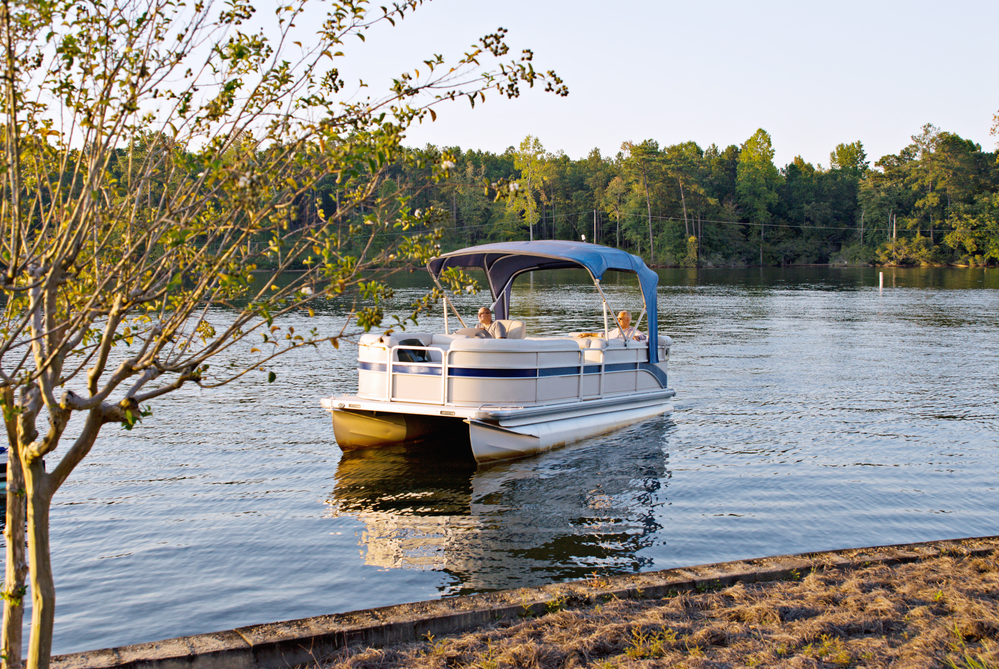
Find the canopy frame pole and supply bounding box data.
[631,308,648,348]
[431,275,468,333]
[492,276,516,320]
[592,279,611,338]
[634,307,647,331]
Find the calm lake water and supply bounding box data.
[9,266,999,655]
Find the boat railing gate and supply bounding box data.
[383,344,442,402]
[384,342,630,405]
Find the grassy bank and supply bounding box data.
[320,544,998,669]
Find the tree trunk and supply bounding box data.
[678,179,689,237]
[14,402,103,669]
[642,170,654,262]
[23,458,55,669]
[760,221,765,266]
[2,390,27,669]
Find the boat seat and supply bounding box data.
[568,334,669,350]
[394,338,432,363]
[495,320,526,339]
[358,333,383,346]
[451,337,579,352]
[378,333,434,348]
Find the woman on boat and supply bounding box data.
[608,310,646,341]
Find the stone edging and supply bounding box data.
[52,535,999,669]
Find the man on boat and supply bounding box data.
[608,310,646,341]
[476,307,507,338]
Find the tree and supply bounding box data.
[507,135,548,241]
[829,141,869,176]
[621,140,661,261]
[736,129,781,264]
[0,1,566,666]
[661,141,715,260]
[603,176,628,248]
[455,161,493,246]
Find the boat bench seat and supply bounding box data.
[495,319,526,339]
[572,337,628,349]
[570,334,673,349]
[358,333,443,363]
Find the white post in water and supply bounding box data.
[879,271,884,292]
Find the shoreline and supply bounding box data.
[53,535,999,669]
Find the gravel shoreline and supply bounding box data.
[320,540,999,669]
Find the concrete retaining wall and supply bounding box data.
[53,536,999,669]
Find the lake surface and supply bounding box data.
[8,266,999,655]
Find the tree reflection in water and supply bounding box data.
[325,417,671,595]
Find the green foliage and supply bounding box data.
[120,405,153,431]
[378,124,999,268]
[801,634,852,666]
[683,236,699,267]
[830,141,869,175]
[947,634,998,669]
[507,135,549,240]
[737,129,781,258]
[624,626,677,659]
[0,584,28,608]
[876,235,938,266]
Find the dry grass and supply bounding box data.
[314,549,999,668]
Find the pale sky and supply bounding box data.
[342,0,999,169]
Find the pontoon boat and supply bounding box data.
[320,241,675,463]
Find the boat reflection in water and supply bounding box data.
[325,416,671,594]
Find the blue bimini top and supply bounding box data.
[427,241,661,363]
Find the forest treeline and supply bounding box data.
[326,122,998,267]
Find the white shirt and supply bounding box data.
[607,326,645,341]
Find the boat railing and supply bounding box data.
[440,346,596,406]
[384,343,444,402]
[440,346,595,406]
[378,338,652,406]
